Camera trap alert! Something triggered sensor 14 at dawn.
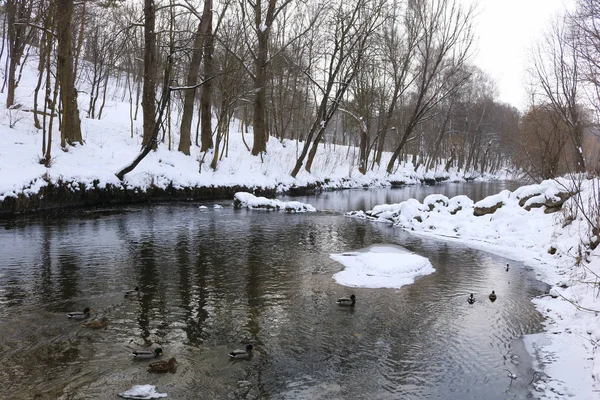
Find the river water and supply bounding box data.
[0,182,548,399]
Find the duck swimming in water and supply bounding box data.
[489,291,497,302]
[336,294,356,306]
[147,357,178,372]
[132,348,163,360]
[125,287,140,298]
[229,344,253,359]
[82,317,108,329]
[67,307,91,319]
[467,293,476,304]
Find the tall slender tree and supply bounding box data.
[5,0,33,109]
[56,0,83,146]
[142,0,157,148]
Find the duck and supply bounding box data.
[67,307,91,319]
[147,357,178,372]
[467,293,476,304]
[336,294,356,306]
[132,348,163,359]
[229,344,253,359]
[125,287,140,298]
[489,290,497,302]
[82,317,108,329]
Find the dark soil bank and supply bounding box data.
[0,180,278,217]
[0,176,451,217]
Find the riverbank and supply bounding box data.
[0,110,505,217]
[348,177,600,399]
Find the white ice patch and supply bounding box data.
[118,384,167,399]
[331,244,435,288]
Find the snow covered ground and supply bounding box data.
[347,177,600,399]
[0,46,506,205]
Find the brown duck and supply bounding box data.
[148,357,178,372]
[82,317,108,329]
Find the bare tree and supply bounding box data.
[571,0,600,123]
[532,16,586,173]
[178,0,210,155]
[236,0,294,156]
[290,0,383,177]
[373,0,419,166]
[5,0,33,109]
[517,104,571,180]
[386,0,475,174]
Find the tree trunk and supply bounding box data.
[178,9,206,154]
[252,53,268,154]
[6,0,32,109]
[305,130,324,173]
[200,0,214,152]
[251,5,268,156]
[358,123,368,174]
[571,122,586,172]
[142,0,157,148]
[56,0,82,147]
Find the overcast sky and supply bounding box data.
[466,0,573,110]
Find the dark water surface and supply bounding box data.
[0,183,548,399]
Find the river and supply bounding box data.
[0,182,548,399]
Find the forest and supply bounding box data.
[1,0,599,182]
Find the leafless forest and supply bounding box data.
[2,0,599,180]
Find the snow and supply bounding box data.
[0,39,595,400]
[233,192,316,213]
[0,44,511,206]
[348,177,600,399]
[117,385,167,399]
[330,244,435,288]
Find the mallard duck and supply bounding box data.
[132,348,163,359]
[336,294,356,306]
[125,287,140,298]
[82,317,108,329]
[147,357,177,372]
[489,290,497,302]
[229,344,253,359]
[67,307,91,319]
[467,293,476,304]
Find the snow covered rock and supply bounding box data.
[233,192,316,213]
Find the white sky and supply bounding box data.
[465,0,573,109]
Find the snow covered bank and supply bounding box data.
[0,45,511,215]
[233,192,316,213]
[347,177,600,399]
[330,244,435,288]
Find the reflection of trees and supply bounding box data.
[136,238,156,344]
[176,232,193,342]
[245,221,263,341]
[176,229,208,346]
[30,223,54,305]
[57,251,79,300]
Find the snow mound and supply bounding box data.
[331,244,435,288]
[233,192,316,213]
